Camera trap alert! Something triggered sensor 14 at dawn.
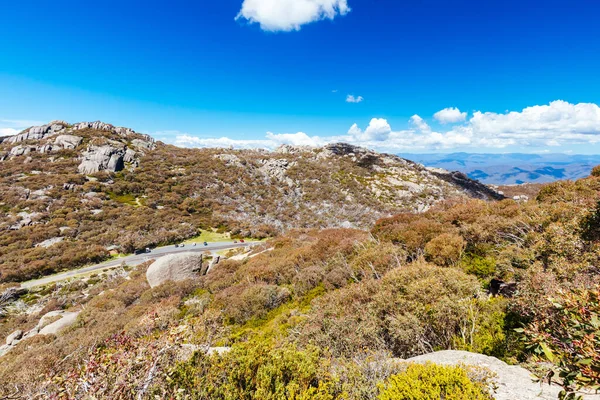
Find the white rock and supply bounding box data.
[146,252,204,288]
[405,350,597,400]
[5,330,23,346]
[37,311,80,335]
[54,134,83,149]
[35,237,64,248]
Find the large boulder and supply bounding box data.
[54,134,83,149]
[146,252,204,288]
[405,350,599,400]
[78,144,125,174]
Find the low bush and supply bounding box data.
[377,363,493,400]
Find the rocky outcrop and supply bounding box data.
[146,252,204,288]
[259,159,295,186]
[7,121,68,144]
[405,350,579,400]
[54,134,83,149]
[2,121,155,174]
[428,168,505,201]
[214,153,243,167]
[0,310,79,357]
[78,144,126,174]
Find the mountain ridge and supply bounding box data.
[0,120,503,282]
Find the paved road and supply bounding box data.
[21,241,256,289]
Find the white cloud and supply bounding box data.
[174,131,323,149]
[348,118,391,141]
[434,107,467,124]
[167,101,600,152]
[346,94,364,103]
[235,0,350,32]
[0,128,18,137]
[266,131,323,146]
[409,115,431,133]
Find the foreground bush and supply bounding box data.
[378,363,493,400]
[521,289,600,399]
[166,343,335,399]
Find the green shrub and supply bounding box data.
[377,363,492,400]
[167,343,335,399]
[460,254,496,279]
[520,289,600,399]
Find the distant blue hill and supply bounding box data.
[400,153,600,185]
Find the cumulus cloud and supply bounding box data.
[434,107,467,124]
[168,101,600,152]
[346,94,364,103]
[174,131,323,149]
[348,118,391,141]
[236,0,350,32]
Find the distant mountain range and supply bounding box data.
[400,153,600,185]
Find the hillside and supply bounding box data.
[0,121,502,282]
[1,164,600,398]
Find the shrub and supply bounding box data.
[424,233,466,267]
[520,289,600,399]
[377,363,493,400]
[581,201,600,242]
[167,343,335,400]
[591,165,600,177]
[460,254,496,279]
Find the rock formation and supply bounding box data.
[78,144,126,174]
[1,121,155,175]
[146,252,204,288]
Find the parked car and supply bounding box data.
[180,243,185,247]
[203,242,208,246]
[239,239,245,243]
[233,240,238,244]
[175,244,179,248]
[134,248,151,255]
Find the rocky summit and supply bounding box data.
[1,120,155,174]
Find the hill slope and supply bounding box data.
[0,121,502,282]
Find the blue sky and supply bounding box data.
[2,0,600,153]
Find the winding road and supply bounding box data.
[21,241,257,289]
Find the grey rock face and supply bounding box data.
[124,148,137,165]
[72,121,115,132]
[9,145,36,157]
[7,121,68,144]
[405,350,600,400]
[54,134,83,149]
[78,145,126,174]
[131,138,155,150]
[146,252,204,288]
